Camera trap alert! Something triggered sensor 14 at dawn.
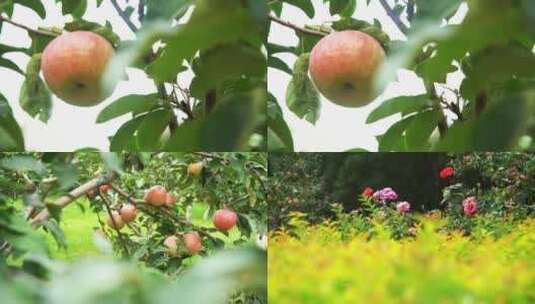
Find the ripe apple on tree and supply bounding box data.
[309,30,385,108]
[183,232,203,255]
[187,162,204,176]
[165,193,177,206]
[163,235,179,256]
[41,31,116,107]
[99,184,112,193]
[144,185,168,206]
[119,204,137,223]
[106,211,124,230]
[213,209,238,232]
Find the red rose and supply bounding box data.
[362,187,374,198]
[440,167,455,180]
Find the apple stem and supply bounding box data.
[268,14,327,37]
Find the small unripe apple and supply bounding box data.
[213,209,238,231]
[119,204,137,223]
[144,185,168,206]
[183,232,202,255]
[106,211,124,230]
[309,30,385,108]
[41,31,116,107]
[164,235,178,256]
[99,184,111,193]
[187,162,203,176]
[165,193,177,206]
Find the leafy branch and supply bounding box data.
[0,14,58,37]
[268,14,327,37]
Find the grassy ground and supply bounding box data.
[268,218,535,304]
[40,199,101,261]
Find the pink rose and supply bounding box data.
[462,196,477,216]
[396,201,410,214]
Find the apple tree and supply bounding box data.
[0,152,267,303]
[0,0,267,151]
[268,0,535,152]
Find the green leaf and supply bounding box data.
[286,53,320,124]
[19,54,52,123]
[64,19,121,47]
[58,0,87,18]
[435,93,532,151]
[0,156,47,175]
[147,1,265,83]
[377,115,416,151]
[96,94,160,123]
[0,93,24,151]
[13,0,46,18]
[414,0,463,22]
[268,56,292,75]
[100,152,123,173]
[328,0,356,17]
[190,43,266,98]
[145,0,191,22]
[267,95,294,151]
[367,95,432,123]
[136,109,172,150]
[0,57,23,74]
[404,109,442,150]
[164,91,264,151]
[109,116,144,151]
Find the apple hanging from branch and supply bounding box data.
[309,31,385,108]
[41,31,116,107]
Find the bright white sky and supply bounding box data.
[268,1,467,151]
[0,0,191,151]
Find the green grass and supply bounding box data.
[40,199,102,261]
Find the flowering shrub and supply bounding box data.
[372,187,398,203]
[439,166,455,180]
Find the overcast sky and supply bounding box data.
[268,1,467,152]
[0,0,183,151]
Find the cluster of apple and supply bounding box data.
[164,208,238,257]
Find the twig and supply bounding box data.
[156,83,179,133]
[138,0,146,24]
[0,15,58,37]
[406,0,415,22]
[109,0,138,33]
[268,14,327,37]
[30,172,117,228]
[378,0,409,34]
[99,192,130,255]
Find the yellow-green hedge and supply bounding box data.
[269,218,535,304]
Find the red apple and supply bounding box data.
[165,193,177,206]
[309,30,385,108]
[119,204,137,223]
[106,211,124,230]
[99,184,111,193]
[213,209,238,231]
[163,235,178,256]
[41,31,116,107]
[144,185,168,206]
[183,232,202,255]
